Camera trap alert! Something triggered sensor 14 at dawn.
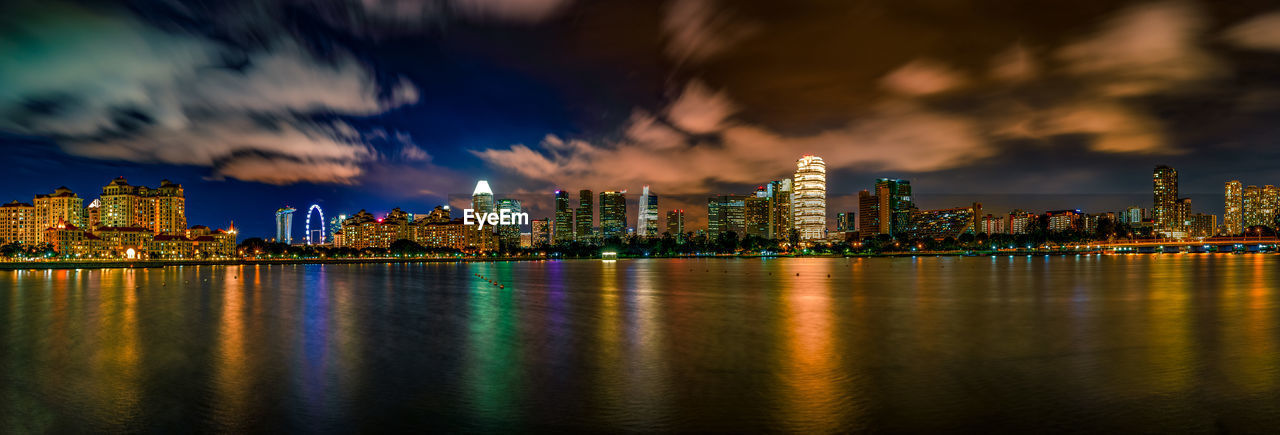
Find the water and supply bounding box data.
[2,256,1280,432]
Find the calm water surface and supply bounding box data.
[3,256,1280,432]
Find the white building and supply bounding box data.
[792,155,827,241]
[636,185,659,237]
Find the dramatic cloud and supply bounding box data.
[993,102,1172,155]
[880,59,968,96]
[475,85,989,194]
[0,1,416,185]
[661,0,754,65]
[989,44,1038,82]
[1057,0,1221,96]
[1224,11,1280,52]
[664,81,738,134]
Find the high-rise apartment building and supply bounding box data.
[1189,213,1217,238]
[575,189,593,242]
[708,194,747,238]
[99,177,186,235]
[1225,181,1243,235]
[276,207,296,244]
[554,190,573,244]
[637,186,659,237]
[0,201,37,246]
[33,186,84,244]
[666,209,685,237]
[1152,165,1179,234]
[792,155,827,241]
[599,190,627,239]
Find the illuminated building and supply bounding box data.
[1008,210,1037,235]
[707,194,747,238]
[599,190,627,240]
[44,221,100,257]
[666,209,685,237]
[835,212,854,234]
[857,189,880,236]
[637,185,659,237]
[792,155,827,240]
[337,208,410,249]
[904,203,982,240]
[0,201,37,246]
[94,226,154,258]
[767,179,793,239]
[1189,213,1217,238]
[1224,181,1242,235]
[496,198,522,248]
[411,218,497,252]
[979,214,1005,234]
[423,205,452,223]
[1120,206,1146,225]
[1083,212,1116,234]
[575,189,593,242]
[874,178,913,237]
[33,187,84,244]
[744,193,771,238]
[85,198,101,229]
[553,190,574,244]
[275,207,296,244]
[531,218,551,247]
[472,180,494,216]
[1152,165,1179,235]
[1046,210,1082,233]
[99,177,186,235]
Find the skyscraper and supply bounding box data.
[575,189,593,242]
[472,180,494,216]
[766,179,792,239]
[553,190,573,244]
[836,212,854,233]
[744,192,770,238]
[666,209,685,237]
[858,189,879,236]
[874,178,913,236]
[1152,165,1178,235]
[496,198,522,248]
[599,190,627,239]
[792,155,827,241]
[708,194,747,238]
[531,218,551,247]
[637,185,659,237]
[276,207,296,244]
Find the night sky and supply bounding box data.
[3,0,1280,237]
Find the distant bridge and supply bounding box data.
[1060,237,1280,253]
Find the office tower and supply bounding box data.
[762,179,792,240]
[835,212,854,233]
[1225,181,1243,235]
[472,180,494,217]
[496,198,522,248]
[1152,165,1178,234]
[531,218,551,247]
[858,189,879,236]
[276,207,296,244]
[792,155,827,241]
[575,189,593,241]
[637,186,659,237]
[599,190,627,239]
[0,200,37,246]
[744,193,770,238]
[32,186,84,244]
[554,190,574,244]
[666,209,685,237]
[707,194,747,238]
[1120,206,1145,225]
[874,178,913,236]
[99,177,186,234]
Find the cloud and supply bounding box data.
[396,132,431,161]
[992,101,1172,155]
[1057,0,1221,96]
[664,80,738,134]
[880,59,968,96]
[475,85,990,194]
[661,0,754,65]
[0,1,416,185]
[989,44,1038,82]
[1224,11,1280,52]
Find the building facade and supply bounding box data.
[636,185,659,238]
[792,155,827,241]
[666,209,685,237]
[708,194,747,238]
[554,190,574,244]
[599,190,627,240]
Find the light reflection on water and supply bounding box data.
[2,257,1280,432]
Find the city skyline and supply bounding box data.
[5,0,1280,239]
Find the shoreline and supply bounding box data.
[0,250,1267,270]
